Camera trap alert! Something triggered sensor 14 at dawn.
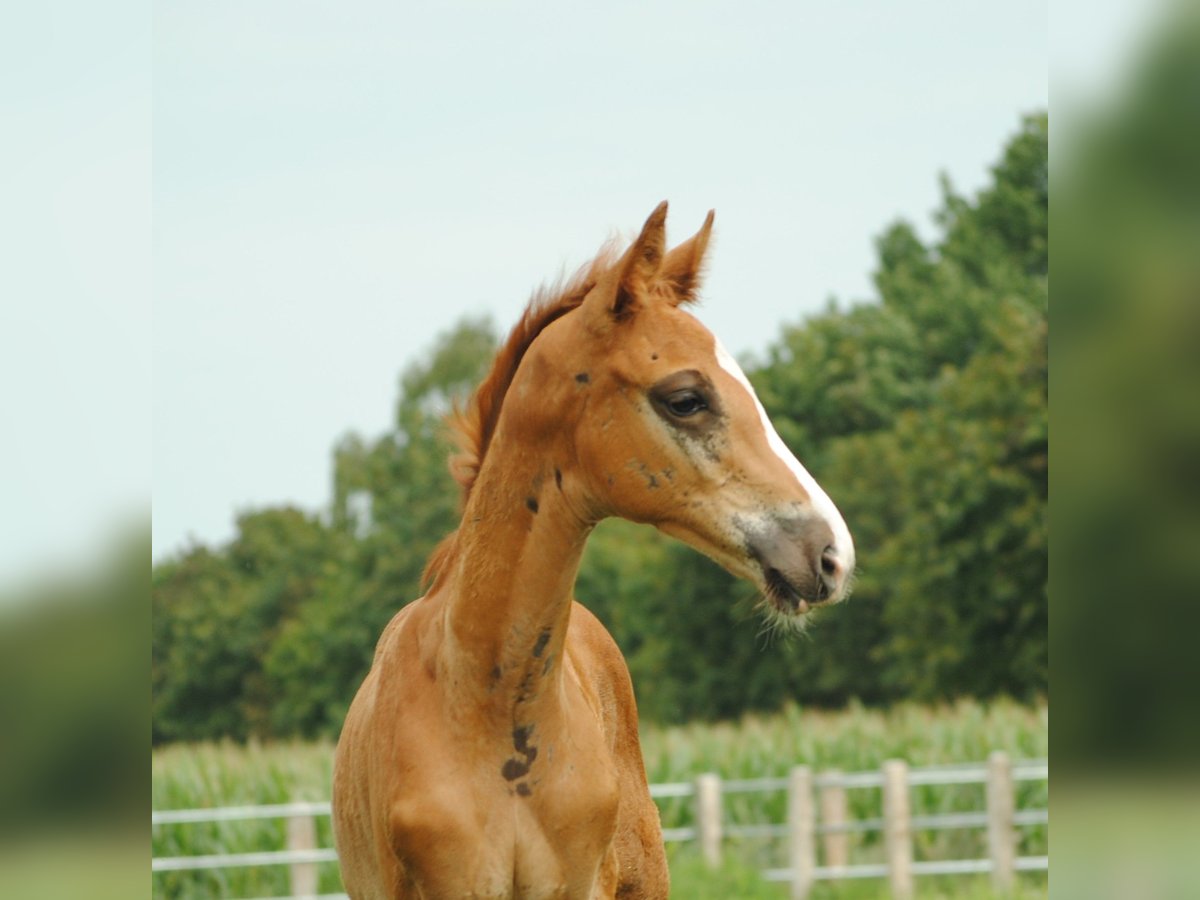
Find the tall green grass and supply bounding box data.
[153,699,1047,898]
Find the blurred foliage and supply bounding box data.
[1053,5,1200,771]
[152,115,1047,741]
[0,524,148,838]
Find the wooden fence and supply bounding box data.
[152,752,1047,899]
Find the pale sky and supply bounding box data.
[1,2,149,588]
[2,2,1052,577]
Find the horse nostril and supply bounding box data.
[815,546,842,602]
[820,546,839,578]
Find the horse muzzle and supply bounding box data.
[746,514,852,613]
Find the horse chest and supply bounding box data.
[388,739,621,899]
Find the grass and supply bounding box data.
[665,848,1047,900]
[152,698,1047,898]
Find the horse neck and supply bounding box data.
[438,432,591,715]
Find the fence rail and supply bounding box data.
[153,753,1046,898]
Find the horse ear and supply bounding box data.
[659,209,714,305]
[584,201,669,326]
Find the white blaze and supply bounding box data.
[713,339,856,573]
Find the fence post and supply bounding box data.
[820,769,849,870]
[287,812,318,898]
[788,766,816,899]
[695,773,723,868]
[987,751,1016,892]
[882,759,913,899]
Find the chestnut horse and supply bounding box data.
[332,203,855,899]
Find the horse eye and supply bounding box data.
[665,391,708,417]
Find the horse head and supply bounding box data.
[510,202,855,622]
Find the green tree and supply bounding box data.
[832,299,1047,700]
[152,508,348,741]
[803,114,1047,705]
[153,546,257,741]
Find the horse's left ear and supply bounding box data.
[583,201,669,327]
[613,200,669,317]
[659,209,714,305]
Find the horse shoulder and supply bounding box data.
[566,601,670,900]
[566,602,634,738]
[334,598,440,899]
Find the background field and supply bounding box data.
[153,699,1047,899]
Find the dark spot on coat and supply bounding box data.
[575,372,589,383]
[525,496,539,514]
[516,783,532,797]
[502,724,540,781]
[490,665,501,685]
[554,468,563,490]
[532,629,551,658]
[633,461,659,489]
[542,653,554,676]
[513,725,535,754]
[651,353,659,360]
[502,759,529,781]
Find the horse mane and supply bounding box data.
[421,243,619,589]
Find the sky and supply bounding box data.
[1,3,150,588]
[2,1,1051,577]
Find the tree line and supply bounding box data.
[152,114,1046,743]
